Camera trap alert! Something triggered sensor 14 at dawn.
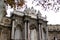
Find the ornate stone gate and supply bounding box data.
[11,8,48,40]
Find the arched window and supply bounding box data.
[15,25,22,40]
[43,28,46,40]
[30,25,38,40]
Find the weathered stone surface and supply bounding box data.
[0,0,5,22]
[0,2,48,40]
[48,25,60,40]
[0,26,11,40]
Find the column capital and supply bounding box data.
[23,14,30,23]
[23,20,30,23]
[39,23,42,25]
[38,23,42,25]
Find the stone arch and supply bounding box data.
[30,24,38,40]
[16,24,23,31]
[42,28,46,40]
[30,24,37,30]
[14,24,23,40]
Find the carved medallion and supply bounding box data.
[2,17,11,25]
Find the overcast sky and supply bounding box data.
[6,0,60,25]
[25,0,60,25]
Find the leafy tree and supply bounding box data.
[4,0,25,8]
[32,0,60,12]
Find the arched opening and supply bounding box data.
[43,28,46,40]
[30,25,38,40]
[15,24,23,40]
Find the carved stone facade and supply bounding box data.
[48,25,60,40]
[0,0,11,40]
[0,8,48,40]
[0,0,48,40]
[10,8,48,40]
[0,17,12,40]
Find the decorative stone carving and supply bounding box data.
[2,17,11,25]
[48,25,60,40]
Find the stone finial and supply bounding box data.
[37,10,41,18]
[35,10,36,12]
[24,5,27,13]
[31,7,34,11]
[43,15,47,21]
[45,15,47,19]
[24,6,31,15]
[38,11,41,15]
[31,6,34,9]
[26,5,27,9]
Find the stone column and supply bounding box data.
[25,21,28,40]
[28,22,30,40]
[41,25,43,40]
[39,23,42,40]
[46,25,48,40]
[25,21,27,40]
[11,20,15,40]
[24,20,30,40]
